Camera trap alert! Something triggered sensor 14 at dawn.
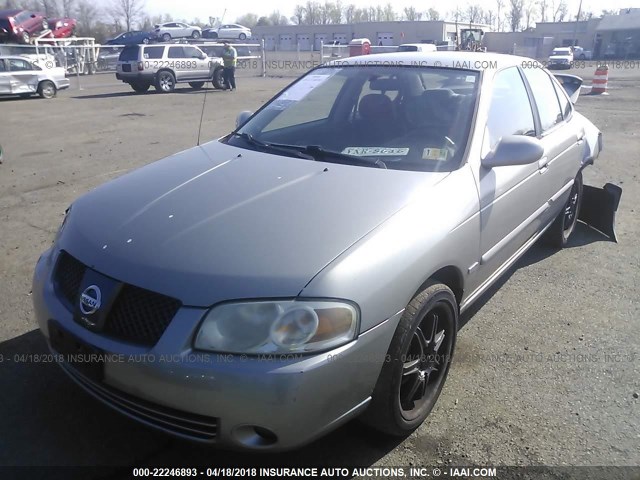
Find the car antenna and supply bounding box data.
[196,80,210,146]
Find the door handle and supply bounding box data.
[538,156,549,171]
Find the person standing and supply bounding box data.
[221,41,237,91]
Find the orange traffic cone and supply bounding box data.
[590,65,609,95]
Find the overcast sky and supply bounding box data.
[143,0,637,25]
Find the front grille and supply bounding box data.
[54,251,86,306]
[60,361,218,442]
[105,285,182,346]
[53,251,182,347]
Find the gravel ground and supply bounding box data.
[0,62,638,476]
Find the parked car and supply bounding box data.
[33,52,605,451]
[0,55,69,98]
[398,43,438,52]
[152,22,201,42]
[0,44,57,69]
[48,18,76,38]
[97,46,122,71]
[105,30,152,46]
[572,46,592,60]
[0,9,49,44]
[115,43,223,92]
[203,24,251,40]
[547,47,573,69]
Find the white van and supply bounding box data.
[397,43,438,53]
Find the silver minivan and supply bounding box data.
[115,44,224,93]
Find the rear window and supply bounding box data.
[119,45,140,61]
[143,46,164,59]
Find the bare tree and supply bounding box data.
[343,4,356,23]
[524,0,537,29]
[291,5,306,24]
[551,0,567,21]
[303,1,321,24]
[465,4,483,23]
[539,0,548,22]
[403,6,422,21]
[426,7,440,20]
[268,10,290,25]
[110,0,145,32]
[61,0,75,18]
[496,0,505,31]
[39,0,59,17]
[382,3,396,21]
[75,0,99,35]
[236,13,258,28]
[508,0,524,31]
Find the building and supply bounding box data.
[483,10,640,59]
[253,21,490,51]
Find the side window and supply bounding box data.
[183,46,202,58]
[0,60,6,72]
[486,67,536,149]
[168,47,185,58]
[552,78,572,120]
[522,67,563,132]
[144,46,164,59]
[8,59,33,71]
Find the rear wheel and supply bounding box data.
[38,80,56,99]
[189,81,205,89]
[360,282,457,436]
[212,67,224,89]
[162,33,171,42]
[155,70,176,93]
[130,82,150,93]
[541,171,583,248]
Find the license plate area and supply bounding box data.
[49,320,105,382]
[122,64,132,72]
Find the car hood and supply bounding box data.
[59,141,448,307]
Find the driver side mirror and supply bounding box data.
[236,111,253,129]
[481,135,544,169]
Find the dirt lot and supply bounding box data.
[0,62,638,475]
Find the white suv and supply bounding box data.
[115,44,224,93]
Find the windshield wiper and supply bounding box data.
[232,133,314,160]
[272,144,388,169]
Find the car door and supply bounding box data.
[0,60,10,94]
[7,58,39,93]
[520,67,583,224]
[182,46,208,80]
[472,66,550,290]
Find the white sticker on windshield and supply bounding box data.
[466,75,476,83]
[280,73,333,102]
[342,147,410,157]
[422,147,448,161]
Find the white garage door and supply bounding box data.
[297,34,311,51]
[265,35,276,51]
[279,34,293,51]
[314,34,328,51]
[333,34,347,45]
[377,32,394,46]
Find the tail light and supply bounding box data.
[137,61,143,71]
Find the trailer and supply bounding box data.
[34,36,99,75]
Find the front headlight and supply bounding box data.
[194,300,358,354]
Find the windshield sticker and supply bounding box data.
[342,147,410,157]
[279,73,334,102]
[466,75,476,83]
[422,147,448,161]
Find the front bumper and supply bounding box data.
[32,248,399,450]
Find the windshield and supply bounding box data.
[226,66,479,172]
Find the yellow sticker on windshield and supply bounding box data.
[422,148,448,161]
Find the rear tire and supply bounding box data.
[130,82,150,93]
[162,33,171,42]
[155,70,176,93]
[212,67,224,89]
[541,171,583,248]
[189,81,204,89]
[38,80,56,99]
[359,282,457,436]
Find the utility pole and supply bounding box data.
[571,0,583,48]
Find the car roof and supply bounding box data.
[326,51,528,72]
[0,9,22,16]
[0,55,36,61]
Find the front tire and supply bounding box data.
[38,80,56,99]
[191,30,201,39]
[541,171,583,248]
[155,70,176,93]
[239,33,247,40]
[360,282,457,436]
[212,67,225,89]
